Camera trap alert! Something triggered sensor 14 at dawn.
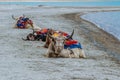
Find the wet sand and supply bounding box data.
[0,5,120,80]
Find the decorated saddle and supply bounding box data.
[16,17,32,29]
[52,31,69,38]
[64,39,82,49]
[35,28,49,35]
[34,28,49,41]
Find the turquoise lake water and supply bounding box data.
[81,11,120,40]
[0,2,120,7]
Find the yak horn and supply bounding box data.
[22,38,28,41]
[12,15,17,20]
[69,29,74,39]
[23,14,32,18]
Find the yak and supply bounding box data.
[45,30,86,58]
[22,28,49,42]
[12,15,41,30]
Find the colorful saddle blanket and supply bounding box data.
[52,31,69,38]
[34,28,49,41]
[16,17,32,29]
[64,40,82,49]
[35,28,49,35]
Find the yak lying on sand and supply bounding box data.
[22,28,49,42]
[12,15,41,30]
[22,33,45,41]
[45,30,86,58]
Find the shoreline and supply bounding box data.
[80,12,120,41]
[62,11,120,61]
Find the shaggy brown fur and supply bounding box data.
[44,29,56,48]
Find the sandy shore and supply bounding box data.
[62,12,120,61]
[0,5,120,80]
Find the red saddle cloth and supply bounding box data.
[35,28,48,35]
[62,32,68,37]
[65,40,78,45]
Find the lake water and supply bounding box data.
[0,2,120,7]
[81,11,120,40]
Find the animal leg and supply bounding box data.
[79,49,86,58]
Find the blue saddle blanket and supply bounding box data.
[64,43,82,49]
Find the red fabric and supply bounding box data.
[36,31,41,35]
[62,32,68,36]
[22,19,29,28]
[41,28,48,34]
[65,40,78,45]
[35,28,48,35]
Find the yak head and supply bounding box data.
[22,33,35,41]
[22,29,36,41]
[48,29,74,54]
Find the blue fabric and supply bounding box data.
[64,43,82,49]
[17,19,24,27]
[17,23,24,27]
[22,18,29,21]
